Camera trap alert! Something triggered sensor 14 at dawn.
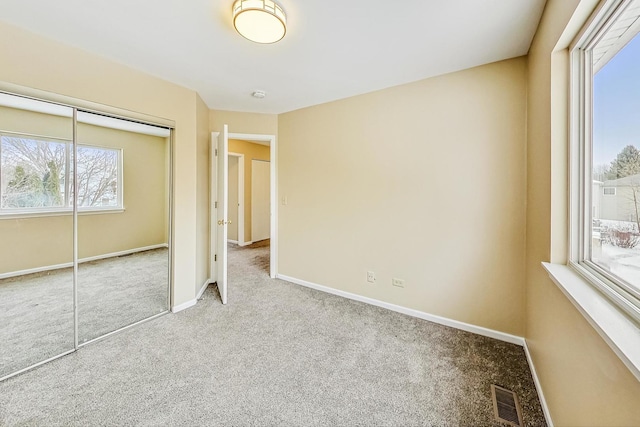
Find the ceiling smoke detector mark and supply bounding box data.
[491,384,524,427]
[252,90,266,99]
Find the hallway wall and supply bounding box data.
[228,139,270,243]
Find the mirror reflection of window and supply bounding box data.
[0,93,172,380]
[0,92,75,379]
[76,112,170,344]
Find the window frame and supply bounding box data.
[570,0,640,324]
[0,131,124,217]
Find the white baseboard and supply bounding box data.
[228,240,254,247]
[174,278,211,313]
[0,261,73,280]
[0,243,169,280]
[523,340,554,427]
[81,243,168,263]
[276,274,525,346]
[197,279,210,300]
[171,298,197,313]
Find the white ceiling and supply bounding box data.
[0,0,546,114]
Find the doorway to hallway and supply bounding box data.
[210,129,277,305]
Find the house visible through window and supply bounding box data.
[0,134,122,213]
[572,0,640,320]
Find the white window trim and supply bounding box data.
[569,0,640,318]
[545,0,640,383]
[0,133,124,216]
[0,208,126,220]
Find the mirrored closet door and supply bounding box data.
[0,93,75,378]
[76,112,170,344]
[0,91,172,380]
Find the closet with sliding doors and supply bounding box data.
[0,90,172,380]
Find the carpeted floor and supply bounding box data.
[0,249,168,379]
[0,242,546,426]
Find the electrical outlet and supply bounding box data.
[392,278,405,288]
[367,271,376,283]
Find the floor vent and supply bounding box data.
[491,384,523,427]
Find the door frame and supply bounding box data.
[228,132,277,279]
[227,152,245,245]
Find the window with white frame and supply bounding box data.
[572,0,640,321]
[0,134,122,214]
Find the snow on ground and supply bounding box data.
[593,219,640,293]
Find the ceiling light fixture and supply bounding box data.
[232,0,287,44]
[252,90,266,98]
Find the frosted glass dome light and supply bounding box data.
[233,0,287,44]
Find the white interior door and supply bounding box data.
[252,160,271,242]
[209,132,219,287]
[216,125,229,304]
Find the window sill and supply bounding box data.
[0,208,125,220]
[542,262,640,382]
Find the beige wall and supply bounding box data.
[195,94,210,293]
[526,0,640,424]
[228,139,270,242]
[278,58,528,336]
[210,110,278,137]
[0,105,72,139]
[77,124,167,259]
[228,155,239,241]
[0,21,200,306]
[0,107,167,273]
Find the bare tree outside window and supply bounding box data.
[0,135,121,211]
[76,146,118,207]
[1,137,67,209]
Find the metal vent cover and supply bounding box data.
[491,384,523,427]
